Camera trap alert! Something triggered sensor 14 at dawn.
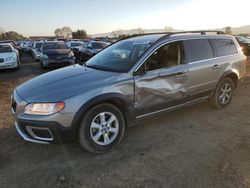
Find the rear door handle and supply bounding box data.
[213,64,221,69]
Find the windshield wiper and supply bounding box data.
[85,64,110,71]
[85,64,121,73]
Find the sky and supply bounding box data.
[0,0,250,37]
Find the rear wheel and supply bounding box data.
[78,103,125,153]
[210,77,235,109]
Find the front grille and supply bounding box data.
[0,58,4,63]
[47,54,68,59]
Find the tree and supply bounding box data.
[54,26,72,38]
[0,27,4,34]
[72,29,88,39]
[0,31,24,40]
[225,27,232,35]
[111,29,123,38]
[136,28,144,34]
[164,26,174,32]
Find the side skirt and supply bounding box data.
[136,96,209,120]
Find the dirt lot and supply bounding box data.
[0,55,250,188]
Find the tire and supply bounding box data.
[210,77,235,109]
[79,103,125,153]
[40,61,47,69]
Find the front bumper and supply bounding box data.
[0,61,18,69]
[43,57,75,67]
[12,91,77,144]
[15,119,77,144]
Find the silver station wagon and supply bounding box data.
[12,31,246,153]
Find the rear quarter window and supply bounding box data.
[184,39,214,63]
[210,39,238,57]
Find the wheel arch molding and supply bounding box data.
[70,93,135,133]
[220,70,239,89]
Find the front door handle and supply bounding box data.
[213,64,221,69]
[175,71,188,78]
[159,71,188,78]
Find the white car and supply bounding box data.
[0,43,20,70]
[66,41,84,50]
[31,41,43,62]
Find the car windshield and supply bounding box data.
[0,45,13,53]
[92,42,109,49]
[35,43,43,49]
[43,42,68,50]
[85,40,152,72]
[71,43,83,47]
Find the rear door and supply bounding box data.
[183,39,218,100]
[134,41,189,117]
[210,38,239,76]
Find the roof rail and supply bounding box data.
[169,30,225,35]
[117,30,225,42]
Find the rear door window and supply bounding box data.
[184,39,214,63]
[210,39,238,57]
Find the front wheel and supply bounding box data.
[79,103,125,153]
[210,77,235,109]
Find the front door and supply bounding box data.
[134,41,189,117]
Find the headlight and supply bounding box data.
[5,56,16,61]
[24,102,65,115]
[68,52,74,57]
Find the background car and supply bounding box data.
[76,41,110,63]
[67,41,84,49]
[31,41,43,62]
[235,36,250,56]
[0,40,17,49]
[0,43,20,70]
[66,41,85,56]
[39,41,75,68]
[20,41,32,53]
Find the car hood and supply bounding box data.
[42,49,71,55]
[0,52,15,58]
[16,64,120,102]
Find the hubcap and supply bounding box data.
[219,82,232,105]
[90,112,119,146]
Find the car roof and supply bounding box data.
[0,43,12,46]
[91,40,109,43]
[122,32,235,45]
[124,34,164,43]
[68,41,83,43]
[44,41,65,44]
[0,43,13,49]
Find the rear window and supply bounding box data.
[43,42,68,50]
[0,45,13,53]
[35,43,43,49]
[92,42,109,49]
[184,39,214,62]
[71,43,83,47]
[211,39,238,57]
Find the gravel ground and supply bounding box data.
[0,55,250,188]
